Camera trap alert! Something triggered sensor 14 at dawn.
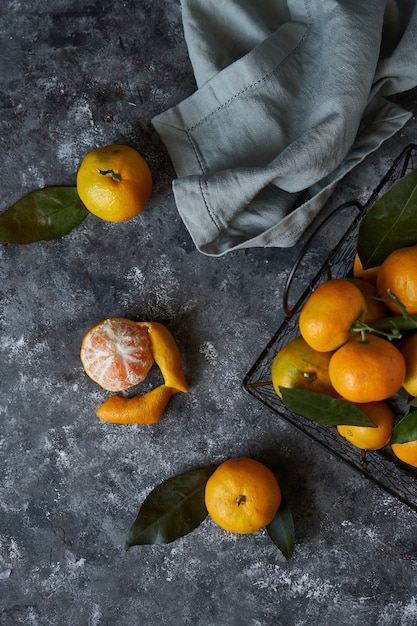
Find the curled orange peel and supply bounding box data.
[96,385,177,424]
[137,321,188,393]
[95,320,187,424]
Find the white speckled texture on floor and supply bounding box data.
[1,2,417,625]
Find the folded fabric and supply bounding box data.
[152,0,417,256]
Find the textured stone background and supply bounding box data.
[1,2,417,625]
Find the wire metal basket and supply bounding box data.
[243,144,417,510]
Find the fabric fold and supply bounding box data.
[152,0,417,256]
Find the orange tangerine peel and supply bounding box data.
[80,317,188,424]
[96,385,177,424]
[137,321,188,393]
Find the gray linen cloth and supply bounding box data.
[152,0,417,256]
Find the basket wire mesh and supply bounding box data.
[243,144,417,510]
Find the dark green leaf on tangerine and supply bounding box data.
[280,388,375,426]
[266,495,295,562]
[357,167,417,269]
[125,466,218,549]
[390,410,417,444]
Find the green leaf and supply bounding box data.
[390,410,417,444]
[125,466,217,549]
[357,167,417,269]
[267,495,295,562]
[0,187,89,244]
[280,388,375,426]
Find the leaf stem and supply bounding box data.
[350,291,417,341]
[387,288,415,321]
[351,319,403,341]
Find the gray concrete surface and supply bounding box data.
[1,2,417,625]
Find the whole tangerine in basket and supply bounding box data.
[205,458,282,535]
[299,278,367,352]
[400,332,417,397]
[353,253,380,285]
[391,439,417,468]
[376,245,417,315]
[271,335,337,398]
[337,401,395,450]
[346,278,388,324]
[76,144,152,222]
[328,334,406,403]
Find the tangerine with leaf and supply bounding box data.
[271,335,337,399]
[337,401,395,450]
[205,458,282,534]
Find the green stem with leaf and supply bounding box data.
[350,289,417,341]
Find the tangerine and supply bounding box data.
[346,278,388,324]
[400,333,417,396]
[76,144,152,222]
[353,253,380,284]
[80,317,154,392]
[337,401,394,450]
[271,335,336,398]
[299,278,367,352]
[328,334,406,403]
[391,439,417,468]
[205,458,281,534]
[376,245,417,315]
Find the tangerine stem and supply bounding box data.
[351,318,405,341]
[97,168,121,182]
[387,288,415,321]
[303,371,317,382]
[360,328,368,343]
[236,495,246,506]
[351,290,417,340]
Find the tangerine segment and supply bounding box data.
[205,458,281,535]
[271,336,337,399]
[96,385,177,424]
[138,321,188,393]
[299,278,367,352]
[336,401,394,450]
[376,245,417,315]
[329,334,406,403]
[391,439,417,468]
[80,318,154,392]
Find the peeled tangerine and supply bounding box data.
[80,318,188,424]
